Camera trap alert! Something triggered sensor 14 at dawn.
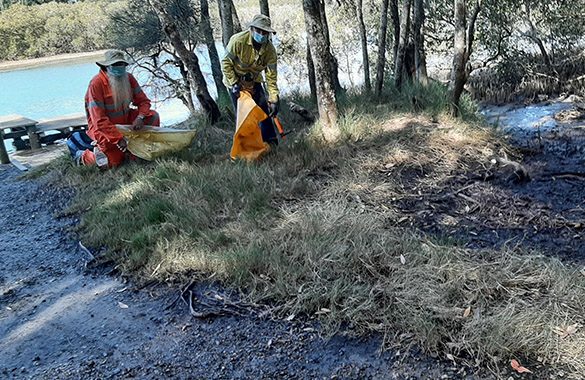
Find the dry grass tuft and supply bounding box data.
[242,198,585,376]
[38,88,585,377]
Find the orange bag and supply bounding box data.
[230,91,270,161]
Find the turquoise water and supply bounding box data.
[0,58,191,152]
[0,59,190,124]
[0,61,98,120]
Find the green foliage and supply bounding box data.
[0,1,122,61]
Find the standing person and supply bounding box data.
[221,14,280,145]
[79,49,160,168]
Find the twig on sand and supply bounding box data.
[78,241,95,261]
[175,285,268,319]
[165,279,196,310]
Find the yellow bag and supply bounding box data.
[230,91,270,161]
[116,125,197,161]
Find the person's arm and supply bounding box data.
[86,81,124,146]
[221,37,239,88]
[264,45,279,104]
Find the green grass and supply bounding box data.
[38,83,585,377]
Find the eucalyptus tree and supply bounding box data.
[394,0,412,90]
[374,0,390,95]
[413,0,429,85]
[150,0,220,123]
[354,0,371,91]
[390,0,400,65]
[302,0,339,139]
[259,0,269,16]
[111,0,220,122]
[200,0,229,104]
[218,0,241,46]
[218,0,235,46]
[449,0,482,116]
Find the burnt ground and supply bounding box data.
[0,164,488,379]
[390,105,585,263]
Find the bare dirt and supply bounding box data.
[391,101,585,263]
[0,164,482,379]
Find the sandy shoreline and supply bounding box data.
[0,50,106,72]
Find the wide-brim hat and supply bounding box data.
[249,14,276,33]
[96,49,130,67]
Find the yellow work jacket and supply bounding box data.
[221,30,279,103]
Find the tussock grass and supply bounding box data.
[42,84,585,377]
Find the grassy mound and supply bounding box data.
[43,85,585,377]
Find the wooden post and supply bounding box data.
[27,125,41,150]
[0,129,9,164]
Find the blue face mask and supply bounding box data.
[107,65,127,77]
[252,31,268,44]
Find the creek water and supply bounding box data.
[0,59,191,125]
[481,100,577,133]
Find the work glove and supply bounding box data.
[132,115,145,130]
[231,84,241,99]
[116,138,128,153]
[268,100,280,117]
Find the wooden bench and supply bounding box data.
[0,115,40,164]
[36,113,87,145]
[0,114,88,164]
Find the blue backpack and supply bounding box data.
[66,131,94,163]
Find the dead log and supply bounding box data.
[490,156,530,183]
[289,102,316,122]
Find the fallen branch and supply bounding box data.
[180,287,267,319]
[491,156,530,182]
[289,102,316,122]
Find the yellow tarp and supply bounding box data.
[230,91,270,161]
[116,125,197,161]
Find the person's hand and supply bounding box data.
[231,84,241,99]
[132,115,145,130]
[116,138,128,152]
[268,100,279,117]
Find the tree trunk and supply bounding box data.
[259,0,270,17]
[303,0,339,140]
[413,0,428,85]
[176,58,197,114]
[317,0,343,94]
[449,0,481,116]
[374,0,390,96]
[151,1,220,123]
[449,0,468,117]
[200,0,229,103]
[527,23,551,68]
[394,0,412,91]
[306,39,317,100]
[230,0,242,32]
[390,0,400,66]
[356,0,371,92]
[218,0,235,46]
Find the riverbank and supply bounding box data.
[0,51,106,73]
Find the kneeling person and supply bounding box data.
[79,49,160,168]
